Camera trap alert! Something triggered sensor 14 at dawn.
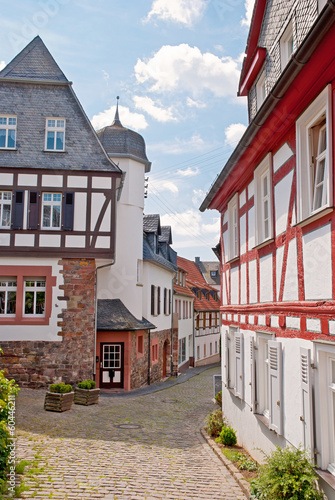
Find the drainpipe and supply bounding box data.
[93,261,115,381]
[147,328,151,385]
[193,312,199,366]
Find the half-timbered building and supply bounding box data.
[201,0,335,496]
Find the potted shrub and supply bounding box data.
[44,383,74,412]
[74,380,100,406]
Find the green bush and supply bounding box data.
[215,390,222,407]
[206,410,226,437]
[49,383,73,394]
[236,452,259,472]
[250,446,325,499]
[0,370,20,422]
[216,425,237,446]
[0,421,10,482]
[77,380,96,390]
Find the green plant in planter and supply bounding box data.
[49,383,72,394]
[77,380,96,390]
[250,446,325,499]
[215,390,222,407]
[206,410,226,437]
[216,425,237,446]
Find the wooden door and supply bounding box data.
[100,343,124,389]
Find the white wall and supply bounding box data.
[142,261,174,331]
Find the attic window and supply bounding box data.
[45,118,65,151]
[0,116,17,149]
[256,71,266,111]
[280,21,294,70]
[210,271,217,278]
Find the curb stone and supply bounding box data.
[200,428,251,499]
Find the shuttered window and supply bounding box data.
[12,191,24,229]
[268,340,283,435]
[63,192,74,230]
[234,332,244,400]
[151,285,155,316]
[300,348,314,455]
[28,191,39,230]
[250,337,257,413]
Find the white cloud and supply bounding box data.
[224,123,247,147]
[241,0,255,27]
[0,61,5,71]
[133,96,177,123]
[145,0,208,27]
[91,105,148,131]
[150,178,179,194]
[149,133,206,155]
[161,209,202,236]
[192,188,206,207]
[202,217,220,234]
[186,97,206,108]
[134,44,240,98]
[177,167,200,177]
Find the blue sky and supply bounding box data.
[0,0,255,261]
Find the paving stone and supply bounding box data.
[14,367,246,499]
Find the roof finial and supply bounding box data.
[112,96,123,127]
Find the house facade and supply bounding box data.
[174,264,195,372]
[200,1,335,496]
[177,257,221,367]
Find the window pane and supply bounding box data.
[3,192,11,200]
[7,292,16,314]
[47,120,55,127]
[52,205,60,228]
[47,131,54,150]
[57,120,65,128]
[316,159,325,184]
[43,193,52,201]
[0,292,5,314]
[25,291,34,314]
[2,204,11,227]
[8,118,16,126]
[263,175,268,196]
[319,127,327,153]
[56,131,64,150]
[53,194,62,202]
[43,205,51,227]
[0,130,6,148]
[35,292,45,315]
[7,130,15,148]
[0,118,7,125]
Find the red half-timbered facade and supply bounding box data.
[201,0,335,495]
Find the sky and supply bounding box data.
[0,0,255,261]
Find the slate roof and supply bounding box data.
[143,214,161,234]
[0,37,121,174]
[97,103,151,172]
[143,234,177,273]
[159,226,172,244]
[0,36,68,82]
[196,260,221,286]
[97,299,155,331]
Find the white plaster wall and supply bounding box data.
[249,259,257,303]
[231,267,239,305]
[303,224,332,300]
[195,331,220,361]
[222,270,228,305]
[240,214,247,255]
[222,231,228,263]
[283,238,299,301]
[260,253,273,302]
[177,299,193,338]
[276,246,284,300]
[275,170,293,236]
[273,143,294,173]
[142,262,174,331]
[248,206,255,249]
[241,263,247,305]
[73,192,87,231]
[111,158,145,210]
[0,257,63,342]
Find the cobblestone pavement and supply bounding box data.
[15,367,246,499]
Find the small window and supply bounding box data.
[197,345,200,360]
[210,270,217,278]
[256,71,266,111]
[24,278,46,316]
[137,334,144,356]
[178,338,186,364]
[254,155,273,245]
[151,342,158,364]
[0,116,17,149]
[42,193,62,230]
[0,192,12,228]
[280,21,294,70]
[228,194,239,260]
[45,118,65,151]
[0,278,17,315]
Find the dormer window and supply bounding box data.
[256,71,266,111]
[210,270,217,278]
[280,21,294,70]
[0,116,17,149]
[45,118,65,151]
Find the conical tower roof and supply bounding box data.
[97,98,151,173]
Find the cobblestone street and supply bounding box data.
[15,366,246,499]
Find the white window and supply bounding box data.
[296,86,332,223]
[179,338,186,364]
[254,155,273,245]
[42,193,62,229]
[0,192,12,228]
[45,118,65,151]
[0,116,16,149]
[0,279,17,316]
[228,194,239,261]
[280,21,294,70]
[224,327,237,391]
[24,278,46,316]
[256,70,266,111]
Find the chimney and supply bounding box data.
[195,257,200,264]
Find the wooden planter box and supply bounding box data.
[74,387,100,406]
[44,391,74,412]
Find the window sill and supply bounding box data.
[295,207,333,228]
[136,283,143,287]
[315,468,335,489]
[226,256,240,264]
[253,238,274,251]
[0,147,17,151]
[43,150,67,153]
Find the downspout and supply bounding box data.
[193,312,200,366]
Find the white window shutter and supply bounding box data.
[223,331,229,387]
[250,337,256,412]
[300,348,314,456]
[268,341,283,435]
[234,332,244,400]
